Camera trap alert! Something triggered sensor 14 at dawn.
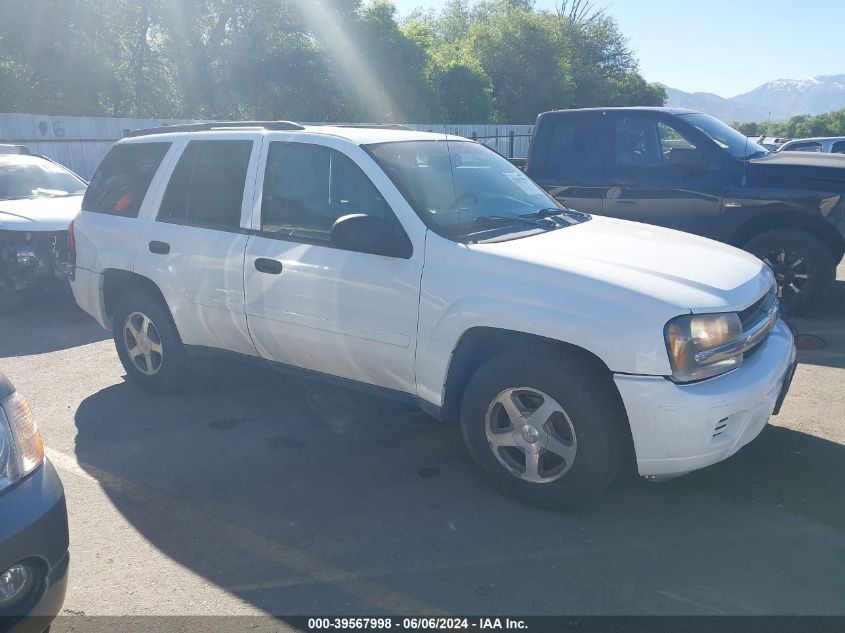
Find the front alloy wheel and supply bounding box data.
[485,387,577,483]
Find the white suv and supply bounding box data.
[71,121,796,509]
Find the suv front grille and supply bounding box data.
[739,284,778,358]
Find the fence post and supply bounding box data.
[509,130,515,158]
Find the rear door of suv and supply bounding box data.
[133,132,263,356]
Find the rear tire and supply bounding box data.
[113,291,186,393]
[744,229,835,314]
[460,350,627,510]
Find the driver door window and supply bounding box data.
[261,142,393,244]
[606,115,721,235]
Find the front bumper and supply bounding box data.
[615,318,796,477]
[0,459,69,632]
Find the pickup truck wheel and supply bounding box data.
[744,229,835,314]
[113,291,186,393]
[460,351,626,510]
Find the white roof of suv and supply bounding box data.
[125,121,466,146]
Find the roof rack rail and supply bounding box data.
[128,121,304,137]
[333,124,411,131]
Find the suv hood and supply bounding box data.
[0,195,82,231]
[472,216,772,314]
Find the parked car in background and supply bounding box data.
[0,372,68,631]
[753,136,791,151]
[70,122,795,509]
[0,146,85,313]
[776,136,845,154]
[522,107,845,312]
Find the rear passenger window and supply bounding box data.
[83,142,170,217]
[158,140,253,228]
[832,141,845,154]
[261,142,392,243]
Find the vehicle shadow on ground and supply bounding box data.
[0,290,107,357]
[72,364,845,616]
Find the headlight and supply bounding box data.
[0,391,44,493]
[664,312,744,382]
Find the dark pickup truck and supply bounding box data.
[522,107,845,312]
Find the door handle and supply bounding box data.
[254,258,283,274]
[149,241,170,255]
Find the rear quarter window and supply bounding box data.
[83,142,171,217]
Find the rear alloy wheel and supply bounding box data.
[123,311,164,376]
[113,291,186,393]
[744,229,835,314]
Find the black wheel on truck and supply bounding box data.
[460,349,628,510]
[744,228,835,315]
[112,291,187,393]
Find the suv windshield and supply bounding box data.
[677,112,769,159]
[366,139,588,241]
[0,157,87,201]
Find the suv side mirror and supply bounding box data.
[331,214,399,256]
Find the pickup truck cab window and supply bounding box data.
[367,139,587,241]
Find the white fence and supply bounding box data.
[0,113,534,179]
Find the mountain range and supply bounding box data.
[662,74,845,122]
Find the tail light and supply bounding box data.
[67,219,76,278]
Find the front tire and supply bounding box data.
[460,350,627,510]
[113,291,186,393]
[744,229,835,314]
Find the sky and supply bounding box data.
[391,0,845,97]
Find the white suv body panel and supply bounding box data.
[243,134,428,393]
[70,125,796,480]
[617,320,795,476]
[132,132,263,355]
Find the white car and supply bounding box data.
[70,122,796,509]
[0,146,85,312]
[777,136,845,154]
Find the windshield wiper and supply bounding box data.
[444,215,547,241]
[519,207,590,223]
[472,215,546,227]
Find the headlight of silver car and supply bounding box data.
[664,312,744,382]
[0,390,44,493]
